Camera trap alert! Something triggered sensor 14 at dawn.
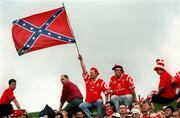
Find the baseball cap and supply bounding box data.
[112,64,123,70]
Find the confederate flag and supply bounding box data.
[12,6,75,56]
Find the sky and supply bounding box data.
[0,0,180,112]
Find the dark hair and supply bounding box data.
[119,103,127,107]
[105,101,116,111]
[8,79,16,85]
[56,112,63,118]
[142,100,151,106]
[164,106,175,113]
[105,101,114,107]
[62,74,69,79]
[75,109,83,114]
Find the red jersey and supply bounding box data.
[60,81,83,103]
[173,73,180,88]
[158,71,175,98]
[0,87,15,104]
[173,73,180,94]
[83,72,108,102]
[109,73,135,96]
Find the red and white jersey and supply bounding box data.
[109,73,135,96]
[83,72,108,103]
[173,72,180,94]
[158,71,175,98]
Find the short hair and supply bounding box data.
[142,100,151,106]
[105,101,114,107]
[56,112,63,117]
[105,101,115,111]
[132,102,142,109]
[119,103,127,108]
[75,109,83,115]
[61,74,69,79]
[164,106,175,113]
[8,79,16,85]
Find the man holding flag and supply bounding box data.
[78,54,108,118]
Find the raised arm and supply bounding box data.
[78,54,87,74]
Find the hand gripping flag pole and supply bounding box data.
[62,3,80,55]
[12,4,77,56]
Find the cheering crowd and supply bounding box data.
[0,54,179,118]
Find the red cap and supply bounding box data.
[154,59,166,71]
[112,64,124,73]
[13,110,23,116]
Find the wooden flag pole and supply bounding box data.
[62,3,80,55]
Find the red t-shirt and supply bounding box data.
[60,81,83,103]
[83,72,108,102]
[109,73,135,96]
[173,74,180,88]
[0,87,15,104]
[158,71,175,98]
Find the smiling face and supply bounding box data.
[114,68,123,78]
[89,69,98,79]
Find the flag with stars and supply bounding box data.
[12,7,76,56]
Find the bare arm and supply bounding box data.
[78,54,87,74]
[13,98,21,110]
[157,87,164,95]
[131,89,137,102]
[57,102,64,113]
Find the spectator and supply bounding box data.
[109,64,137,112]
[141,100,151,117]
[75,110,85,118]
[119,104,128,118]
[56,74,83,117]
[151,59,176,103]
[78,54,108,118]
[156,110,165,118]
[132,102,142,114]
[132,102,142,117]
[104,101,120,118]
[0,79,22,117]
[131,108,141,118]
[163,106,174,118]
[173,71,180,102]
[172,110,180,118]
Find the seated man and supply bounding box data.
[173,71,180,103]
[109,64,137,112]
[78,54,108,118]
[151,59,176,103]
[75,110,85,118]
[56,74,83,117]
[0,79,22,117]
